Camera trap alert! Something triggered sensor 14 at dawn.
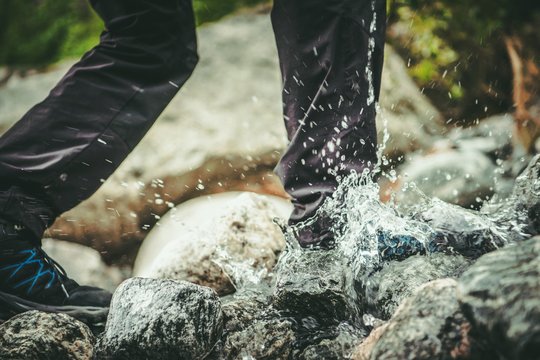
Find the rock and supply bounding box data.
[298,324,363,360]
[95,278,223,360]
[457,236,540,360]
[368,279,478,360]
[396,150,497,209]
[416,199,509,258]
[42,239,125,292]
[357,254,471,320]
[351,323,389,360]
[221,297,296,359]
[272,248,350,325]
[448,114,515,160]
[134,192,290,295]
[0,311,95,360]
[223,317,296,359]
[0,13,443,262]
[507,154,540,236]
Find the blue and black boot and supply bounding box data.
[0,222,112,326]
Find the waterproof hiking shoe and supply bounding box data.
[0,223,112,325]
[377,230,426,261]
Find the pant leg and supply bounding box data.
[0,0,198,241]
[271,0,386,246]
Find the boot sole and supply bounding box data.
[0,291,109,326]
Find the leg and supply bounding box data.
[0,0,198,241]
[271,0,387,247]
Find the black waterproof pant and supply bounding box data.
[0,0,386,247]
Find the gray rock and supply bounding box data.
[223,317,296,359]
[0,311,95,360]
[221,297,296,359]
[508,154,540,236]
[96,278,223,360]
[272,248,350,324]
[397,150,496,209]
[358,254,471,320]
[457,236,540,360]
[298,324,363,360]
[449,114,515,160]
[42,238,125,292]
[370,279,478,360]
[416,200,509,258]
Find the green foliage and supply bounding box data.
[388,0,540,121]
[0,0,268,68]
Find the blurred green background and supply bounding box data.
[0,0,539,123]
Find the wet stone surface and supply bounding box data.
[357,253,471,320]
[0,311,95,360]
[457,236,540,360]
[369,279,479,360]
[95,278,223,360]
[272,248,350,325]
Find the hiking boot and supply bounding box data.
[377,230,426,261]
[0,223,112,325]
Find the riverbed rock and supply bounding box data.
[0,311,95,360]
[42,239,125,292]
[95,278,223,360]
[396,150,496,209]
[134,192,290,295]
[508,154,540,236]
[415,199,508,258]
[357,254,470,320]
[368,279,477,360]
[272,248,350,325]
[457,236,540,360]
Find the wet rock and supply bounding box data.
[351,323,389,360]
[397,150,496,209]
[298,324,363,360]
[457,236,540,360]
[224,317,296,359]
[42,239,125,292]
[95,278,223,360]
[0,311,95,360]
[507,154,540,236]
[134,192,290,295]
[358,253,471,320]
[416,200,508,258]
[369,279,477,360]
[221,296,295,359]
[272,248,349,324]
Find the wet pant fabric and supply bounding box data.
[0,0,386,246]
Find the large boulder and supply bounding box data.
[0,311,95,360]
[457,236,540,360]
[42,239,125,292]
[357,254,470,320]
[133,192,290,295]
[95,278,223,360]
[364,279,478,360]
